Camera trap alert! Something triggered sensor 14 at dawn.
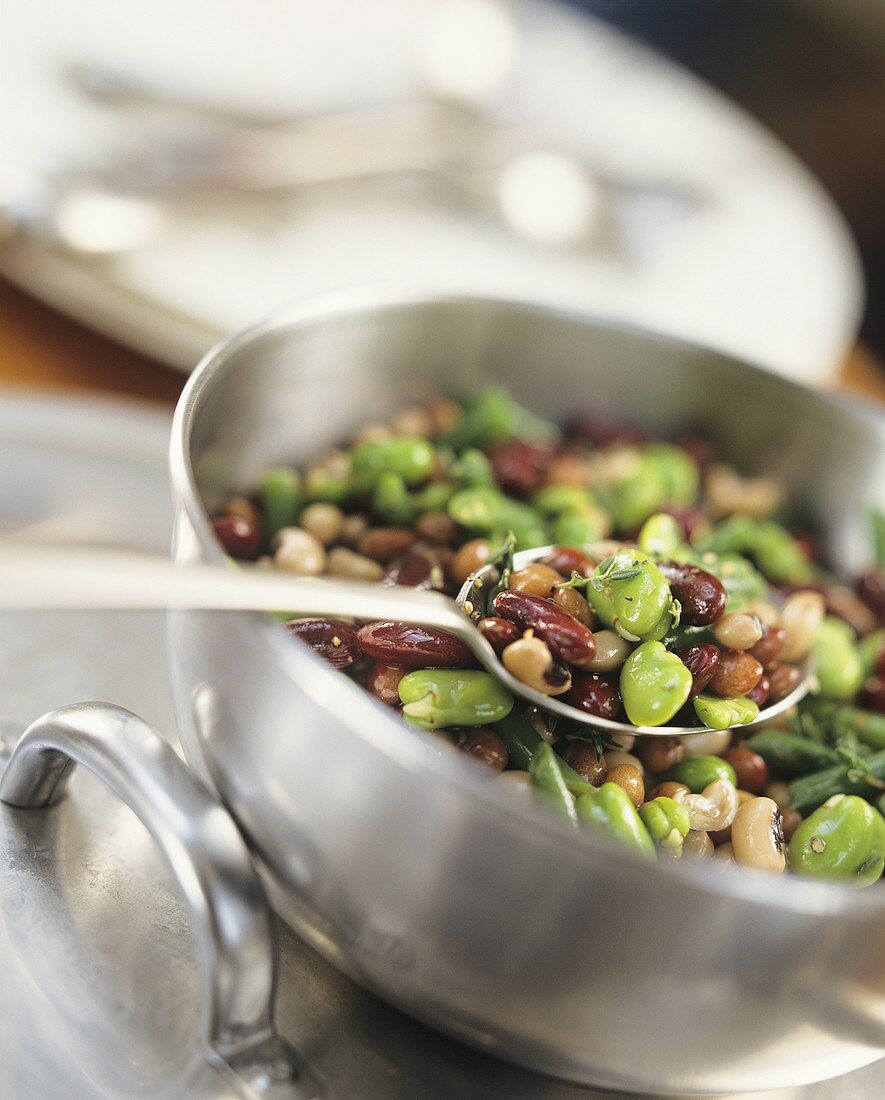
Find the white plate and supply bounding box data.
[0,0,864,384]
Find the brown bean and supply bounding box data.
[414,511,459,544]
[356,622,475,668]
[540,545,596,578]
[358,527,416,563]
[767,663,802,704]
[509,563,563,598]
[381,547,445,590]
[746,674,771,707]
[457,729,509,771]
[561,739,607,786]
[749,625,786,667]
[544,453,592,487]
[781,808,803,843]
[605,764,645,808]
[710,650,763,698]
[451,538,491,585]
[212,514,262,560]
[284,618,358,669]
[477,616,521,656]
[563,672,620,719]
[711,611,763,651]
[486,440,553,496]
[823,585,877,637]
[723,746,769,793]
[648,780,690,801]
[552,585,594,626]
[857,567,885,624]
[678,643,721,698]
[365,663,406,705]
[493,590,596,666]
[658,561,727,626]
[636,736,684,775]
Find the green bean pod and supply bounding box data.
[259,467,302,537]
[530,743,578,825]
[576,783,656,858]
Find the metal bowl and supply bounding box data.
[168,288,885,1094]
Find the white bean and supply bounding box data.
[683,779,740,832]
[682,729,732,757]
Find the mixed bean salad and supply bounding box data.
[212,387,885,887]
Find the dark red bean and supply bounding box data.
[477,616,520,656]
[365,663,406,705]
[485,441,554,496]
[567,415,649,447]
[563,672,620,719]
[540,545,596,578]
[356,622,475,669]
[675,432,714,470]
[678,643,721,698]
[457,729,509,771]
[749,625,786,667]
[793,532,823,565]
[212,514,261,560]
[658,561,727,626]
[493,590,596,666]
[561,739,606,785]
[859,676,885,714]
[857,568,885,625]
[284,618,359,669]
[746,674,771,707]
[381,547,444,590]
[723,746,769,793]
[710,650,763,698]
[821,585,877,637]
[768,663,802,704]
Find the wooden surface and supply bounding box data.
[0,276,883,406]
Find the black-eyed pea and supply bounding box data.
[326,546,384,581]
[730,796,786,873]
[300,502,345,545]
[502,633,571,696]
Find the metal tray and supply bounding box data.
[0,388,880,1098]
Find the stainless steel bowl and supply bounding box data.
[168,288,885,1094]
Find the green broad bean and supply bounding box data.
[530,743,578,824]
[620,641,693,726]
[352,437,435,489]
[576,783,656,858]
[446,486,548,550]
[638,512,687,558]
[552,508,607,549]
[606,455,667,532]
[813,616,864,700]
[373,473,417,525]
[694,514,756,556]
[752,521,813,584]
[411,480,457,514]
[638,796,691,855]
[788,794,885,887]
[586,550,674,641]
[693,693,760,731]
[450,448,495,487]
[259,467,302,538]
[442,387,558,450]
[859,629,885,678]
[398,670,513,729]
[531,484,594,515]
[303,466,352,505]
[663,754,738,793]
[643,444,699,506]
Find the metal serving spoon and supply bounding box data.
[0,540,808,737]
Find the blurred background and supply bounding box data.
[0,0,883,399]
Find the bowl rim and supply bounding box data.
[170,282,885,919]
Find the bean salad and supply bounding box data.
[212,387,885,887]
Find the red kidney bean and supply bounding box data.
[493,590,596,666]
[658,561,727,626]
[723,746,769,793]
[746,674,771,707]
[859,676,885,714]
[477,615,520,656]
[678,643,721,698]
[485,441,554,496]
[749,625,786,667]
[658,505,707,543]
[540,546,596,578]
[212,514,262,560]
[710,650,763,698]
[365,663,406,705]
[675,432,714,470]
[768,663,802,704]
[356,622,475,668]
[284,618,359,669]
[856,568,885,625]
[457,729,509,771]
[563,673,620,719]
[381,547,444,590]
[567,415,649,447]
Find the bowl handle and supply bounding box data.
[0,701,321,1099]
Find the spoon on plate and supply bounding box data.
[0,539,808,737]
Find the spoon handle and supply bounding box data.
[0,541,473,636]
